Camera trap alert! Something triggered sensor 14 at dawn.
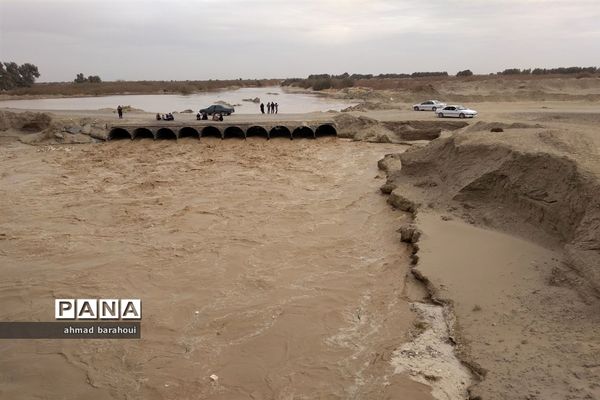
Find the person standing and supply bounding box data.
[117,105,123,119]
[275,103,278,114]
[260,103,265,114]
[267,102,271,114]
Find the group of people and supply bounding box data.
[196,112,224,121]
[260,102,279,114]
[155,111,224,121]
[157,113,175,121]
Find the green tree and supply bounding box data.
[456,69,473,77]
[0,61,40,90]
[74,73,87,83]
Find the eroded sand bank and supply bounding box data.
[380,113,600,399]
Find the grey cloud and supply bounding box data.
[0,0,598,81]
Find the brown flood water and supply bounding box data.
[0,137,433,399]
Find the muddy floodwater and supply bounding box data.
[0,137,433,399]
[0,86,357,114]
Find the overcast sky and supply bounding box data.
[1,0,599,82]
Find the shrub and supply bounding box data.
[499,68,522,75]
[312,78,333,91]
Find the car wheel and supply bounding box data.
[438,113,444,118]
[432,107,437,112]
[459,113,465,119]
[413,106,419,111]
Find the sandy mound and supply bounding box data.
[383,121,468,141]
[462,120,543,132]
[341,102,401,112]
[334,114,468,143]
[333,113,394,142]
[0,110,52,131]
[20,129,97,145]
[336,87,393,101]
[0,110,101,144]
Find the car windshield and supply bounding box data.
[457,106,466,110]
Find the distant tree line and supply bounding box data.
[282,71,449,91]
[282,66,599,90]
[410,71,449,78]
[497,66,598,75]
[74,73,102,83]
[0,61,40,90]
[281,74,354,91]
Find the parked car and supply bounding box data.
[412,100,446,111]
[437,105,478,118]
[199,104,235,116]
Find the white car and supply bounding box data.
[412,100,446,111]
[437,105,478,119]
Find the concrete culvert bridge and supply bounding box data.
[156,128,177,140]
[179,127,200,139]
[224,126,246,140]
[315,124,337,137]
[201,126,222,139]
[109,128,132,140]
[269,126,292,139]
[293,126,315,139]
[246,126,269,139]
[132,128,154,140]
[107,121,336,141]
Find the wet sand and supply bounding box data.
[415,212,600,400]
[0,137,435,399]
